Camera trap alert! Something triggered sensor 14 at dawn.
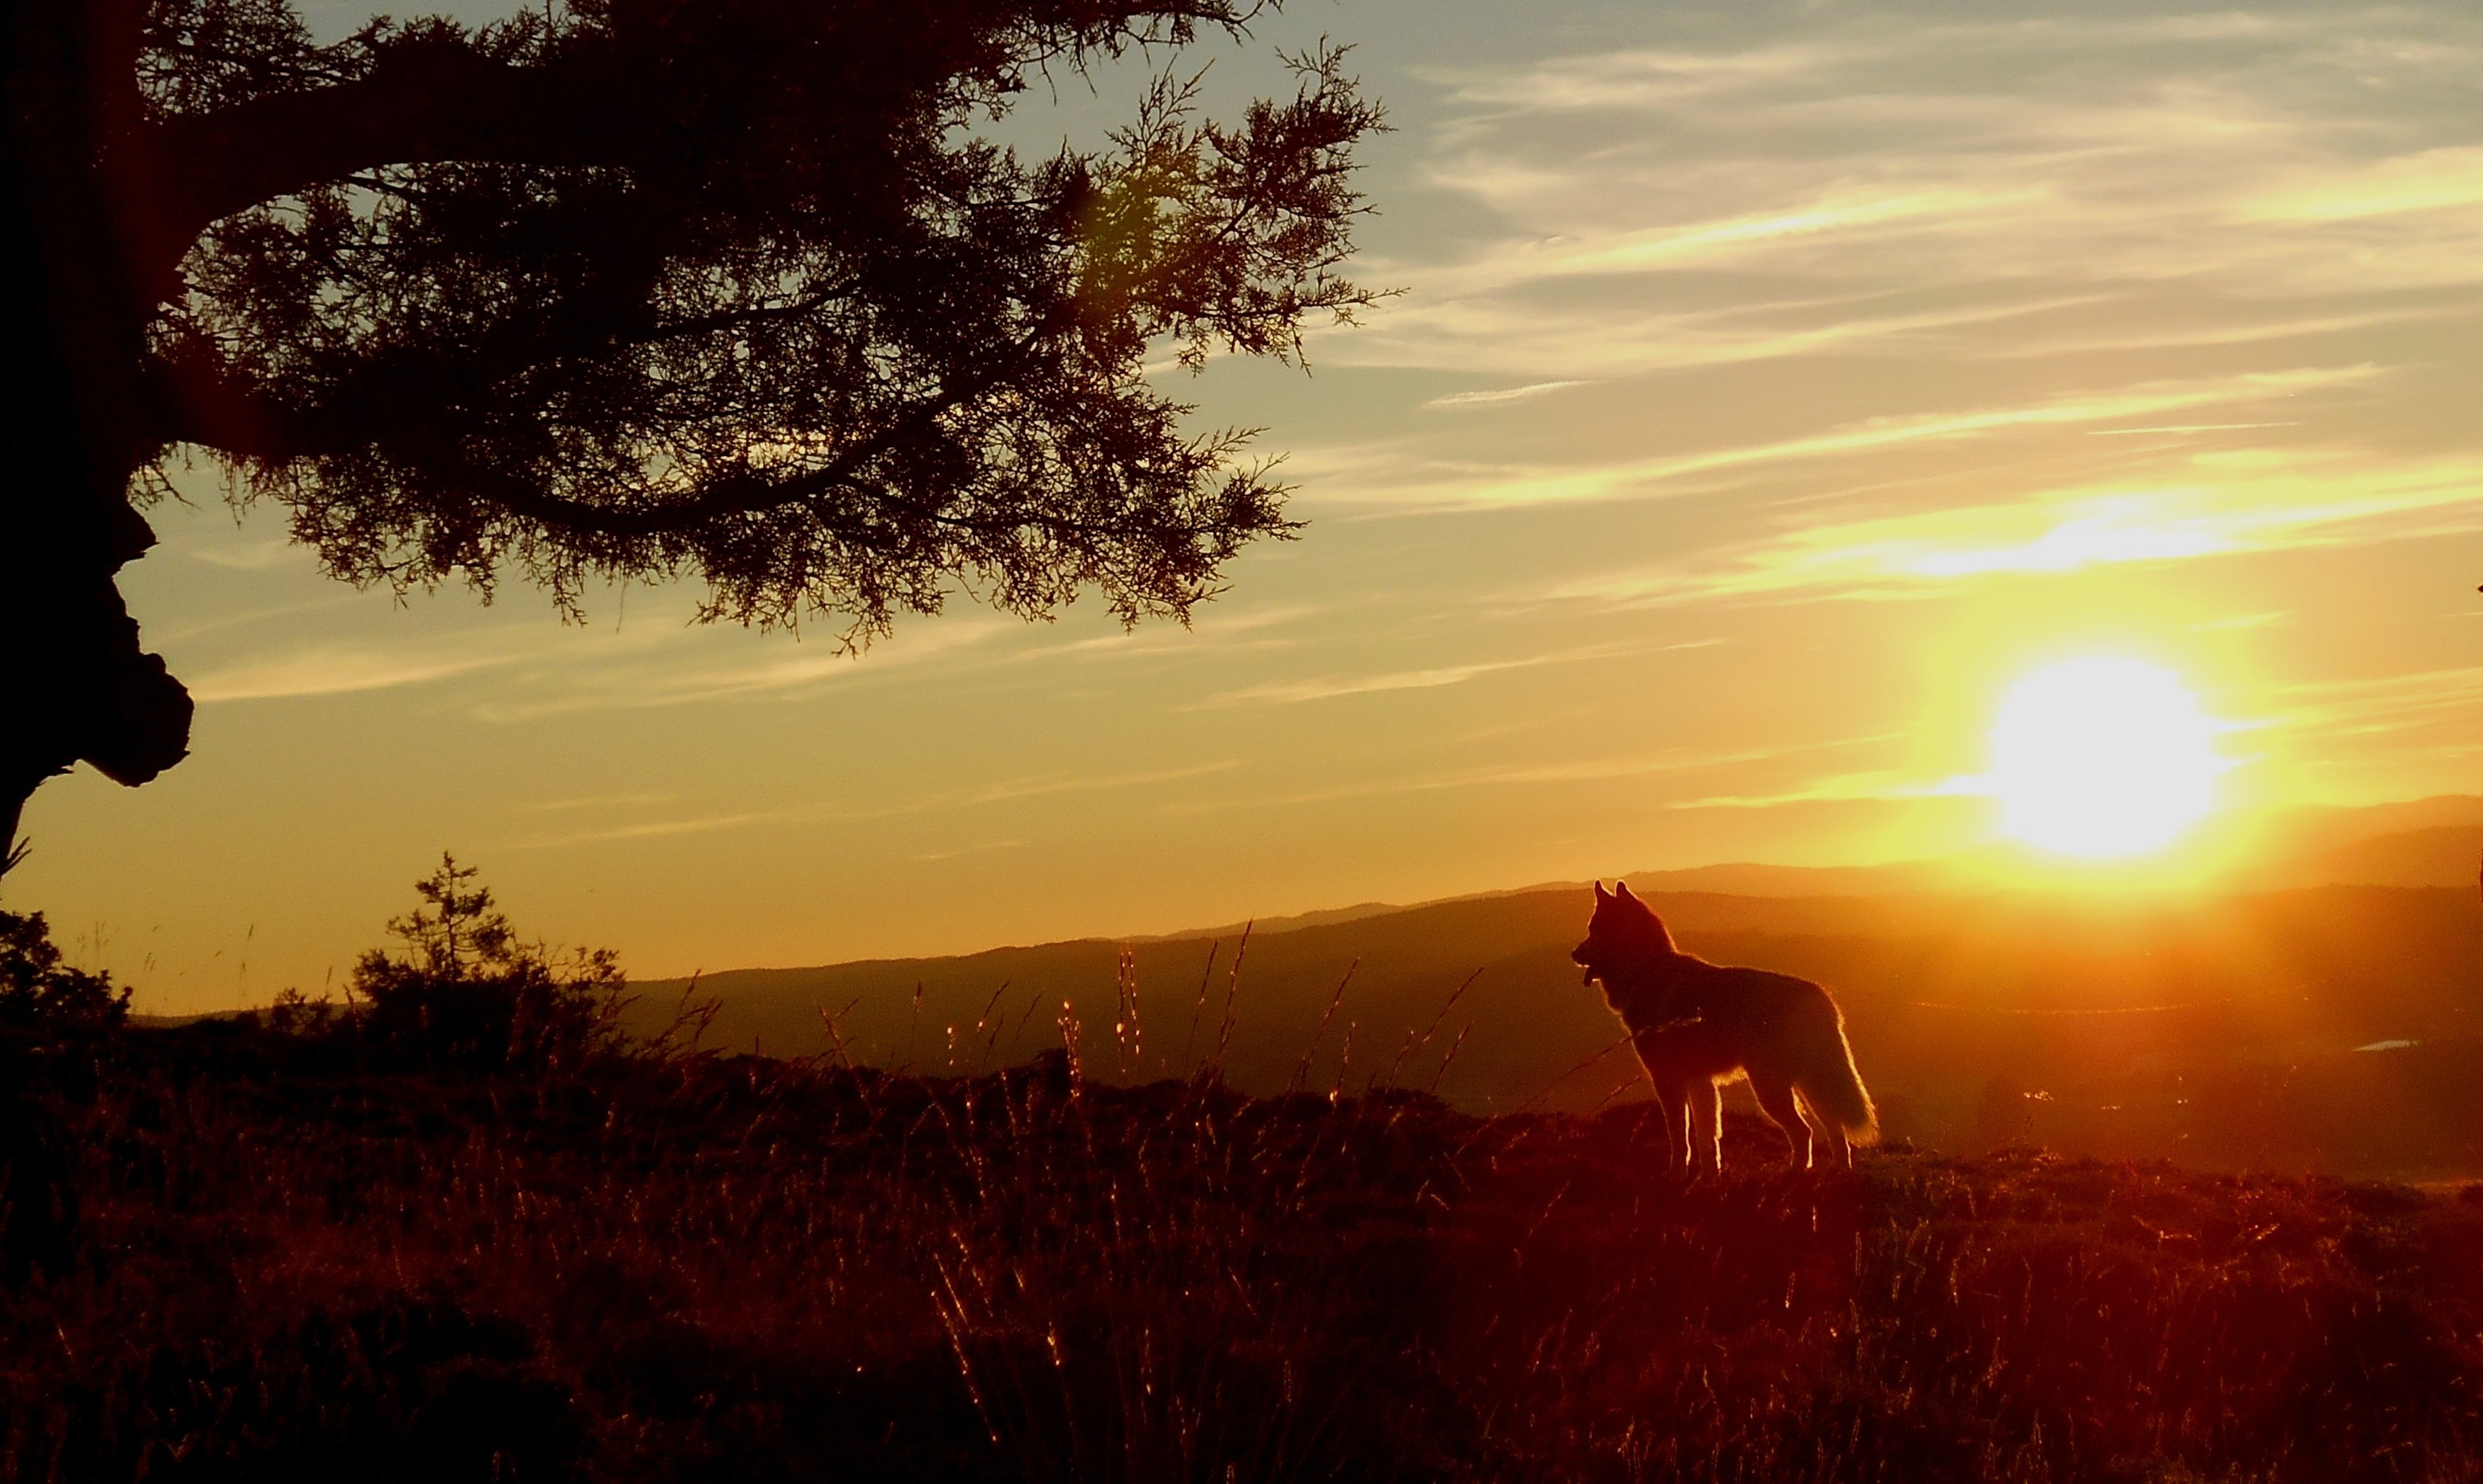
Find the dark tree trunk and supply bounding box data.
[1,0,192,872]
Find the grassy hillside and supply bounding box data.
[7,1022,2483,1482]
[630,883,2483,1176]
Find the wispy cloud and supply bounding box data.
[470,617,1017,721]
[1202,658,1544,707]
[2090,422,2300,438]
[188,642,523,702]
[500,764,1239,853]
[1347,291,2107,381]
[1162,731,1893,816]
[472,600,1316,723]
[149,594,360,647]
[1426,38,1883,114]
[2244,146,2483,223]
[1427,380,1594,409]
[1344,7,2483,390]
[186,538,309,572]
[1670,771,1983,811]
[1322,366,2379,510]
[909,840,1027,863]
[926,762,1239,810]
[523,791,677,814]
[500,811,783,851]
[1995,309,2440,361]
[1195,639,1714,708]
[1551,447,2483,607]
[1408,186,2033,299]
[1019,602,1325,660]
[195,604,1027,718]
[2257,664,2483,739]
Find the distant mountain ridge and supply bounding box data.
[625,794,2483,1171]
[2267,824,2483,891]
[2257,794,2483,859]
[1139,795,2483,942]
[630,878,2483,1156]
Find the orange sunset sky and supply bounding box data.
[16,0,2482,1011]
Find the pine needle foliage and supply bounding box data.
[144,0,1388,639]
[3,0,1388,853]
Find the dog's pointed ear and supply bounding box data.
[1592,880,1610,902]
[1615,880,1640,903]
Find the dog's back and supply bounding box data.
[1638,957,1874,1134]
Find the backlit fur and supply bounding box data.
[1573,880,1877,1172]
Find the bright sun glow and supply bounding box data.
[1990,658,2223,857]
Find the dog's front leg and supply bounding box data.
[1645,1076,1690,1172]
[1687,1078,1722,1172]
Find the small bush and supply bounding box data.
[0,909,120,1278]
[345,853,626,1075]
[0,908,130,1035]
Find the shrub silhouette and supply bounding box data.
[0,909,122,1279]
[0,907,130,1034]
[347,853,624,1074]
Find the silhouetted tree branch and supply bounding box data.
[1,0,1384,867]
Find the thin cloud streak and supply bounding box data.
[149,593,361,647]
[501,811,783,852]
[186,538,309,572]
[1408,186,2035,299]
[1547,448,2483,609]
[1161,732,1898,816]
[1206,659,1537,706]
[474,601,1325,725]
[1426,380,1595,408]
[2090,423,2300,438]
[2257,665,2483,738]
[470,617,1017,722]
[1995,309,2444,360]
[2245,146,2483,222]
[189,643,524,702]
[933,762,1240,811]
[499,764,1241,853]
[1672,771,1986,811]
[1345,292,2107,380]
[524,791,677,814]
[1319,367,2379,510]
[909,840,1027,863]
[1195,639,1718,709]
[1356,7,2483,392]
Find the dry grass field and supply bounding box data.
[5,1010,2481,1483]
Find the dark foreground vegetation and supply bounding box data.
[7,984,2483,1482]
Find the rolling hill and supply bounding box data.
[626,797,2483,1175]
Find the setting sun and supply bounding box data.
[1990,659,2223,857]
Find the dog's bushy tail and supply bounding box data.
[1809,1025,1879,1142]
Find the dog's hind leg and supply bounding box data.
[1687,1077,1722,1172]
[1750,1076,1812,1170]
[1646,1078,1690,1172]
[1801,1092,1852,1170]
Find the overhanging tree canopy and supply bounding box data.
[0,0,1382,863]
